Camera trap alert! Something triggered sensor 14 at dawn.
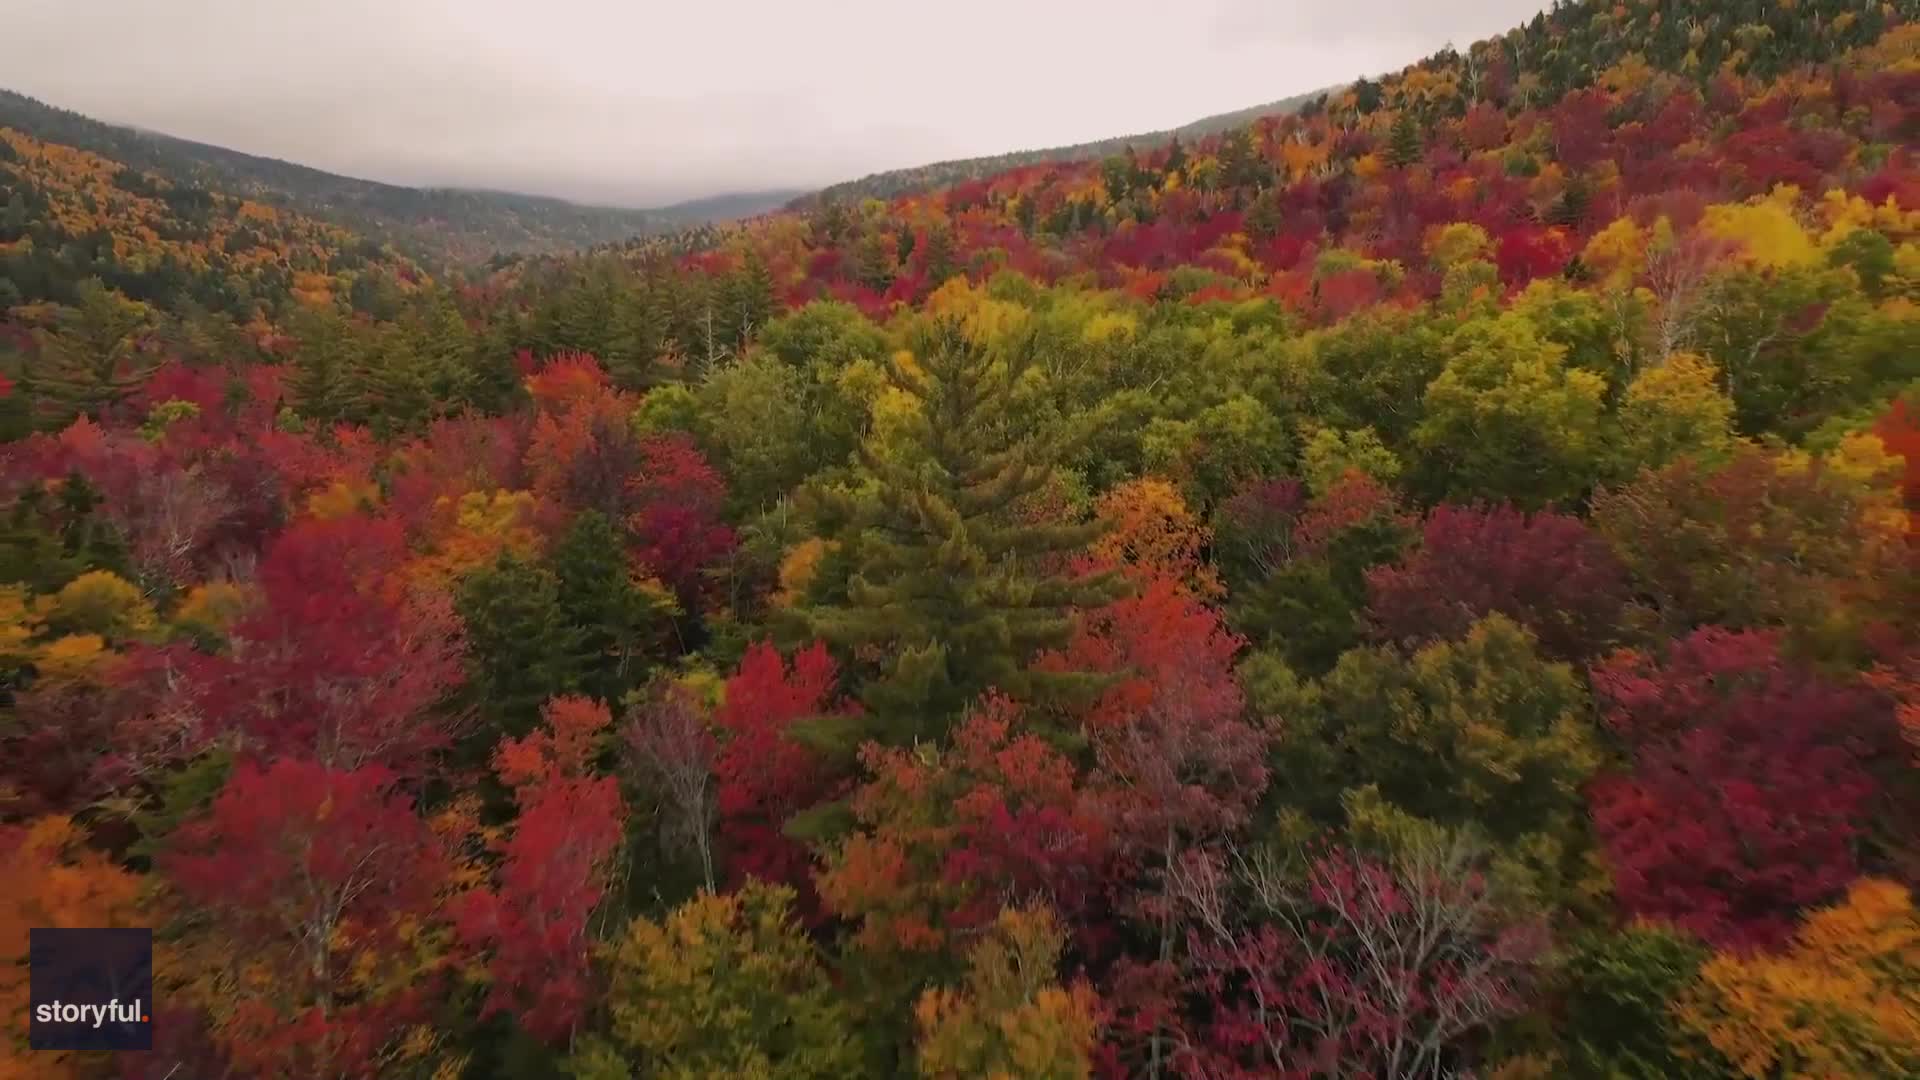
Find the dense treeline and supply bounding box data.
[5,1,1920,1078]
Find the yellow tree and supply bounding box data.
[1090,478,1222,600]
[913,906,1101,1080]
[575,883,860,1080]
[1300,427,1403,497]
[1675,879,1920,1078]
[1612,352,1737,475]
[42,569,156,642]
[404,489,541,589]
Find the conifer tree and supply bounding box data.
[404,287,478,412]
[287,306,365,425]
[25,279,156,429]
[1550,173,1593,229]
[457,552,585,742]
[1388,110,1424,168]
[552,510,674,704]
[352,323,436,435]
[717,252,776,351]
[851,231,896,293]
[792,320,1121,751]
[1353,77,1384,114]
[919,225,959,289]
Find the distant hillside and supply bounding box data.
[0,120,430,327]
[0,90,776,265]
[654,188,808,224]
[795,85,1343,207]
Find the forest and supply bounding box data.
[3,0,1920,1077]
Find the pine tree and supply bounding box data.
[792,320,1121,752]
[457,553,586,743]
[719,252,776,350]
[605,289,661,391]
[1388,111,1424,168]
[851,231,896,292]
[1353,77,1384,114]
[640,264,701,368]
[920,224,959,289]
[552,510,675,704]
[1101,155,1135,202]
[1549,173,1592,229]
[813,199,852,246]
[351,323,435,435]
[1218,127,1266,192]
[0,474,130,593]
[25,279,156,430]
[404,287,477,413]
[467,320,526,414]
[287,305,363,425]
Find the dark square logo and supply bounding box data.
[28,928,153,1051]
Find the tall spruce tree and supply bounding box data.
[25,279,156,430]
[920,224,959,289]
[403,287,479,413]
[1388,110,1424,168]
[552,510,675,704]
[288,305,363,425]
[792,320,1121,753]
[457,552,585,744]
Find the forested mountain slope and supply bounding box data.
[0,89,782,264]
[0,121,428,335]
[799,85,1339,207]
[4,2,1920,1078]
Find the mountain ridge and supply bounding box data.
[0,88,795,265]
[794,84,1345,208]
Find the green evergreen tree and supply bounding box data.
[531,264,640,376]
[552,510,675,704]
[404,287,478,413]
[719,252,776,350]
[1388,110,1424,168]
[603,289,661,391]
[919,224,959,289]
[25,279,156,429]
[456,553,585,742]
[1218,127,1266,191]
[791,320,1121,753]
[0,474,130,594]
[351,323,435,435]
[851,231,896,293]
[1100,155,1134,202]
[813,199,852,246]
[1561,925,1709,1080]
[1164,136,1188,178]
[638,263,707,367]
[1353,77,1384,114]
[466,320,527,414]
[1550,173,1593,229]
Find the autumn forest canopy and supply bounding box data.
[5,0,1920,1077]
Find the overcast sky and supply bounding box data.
[3,1,1548,208]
